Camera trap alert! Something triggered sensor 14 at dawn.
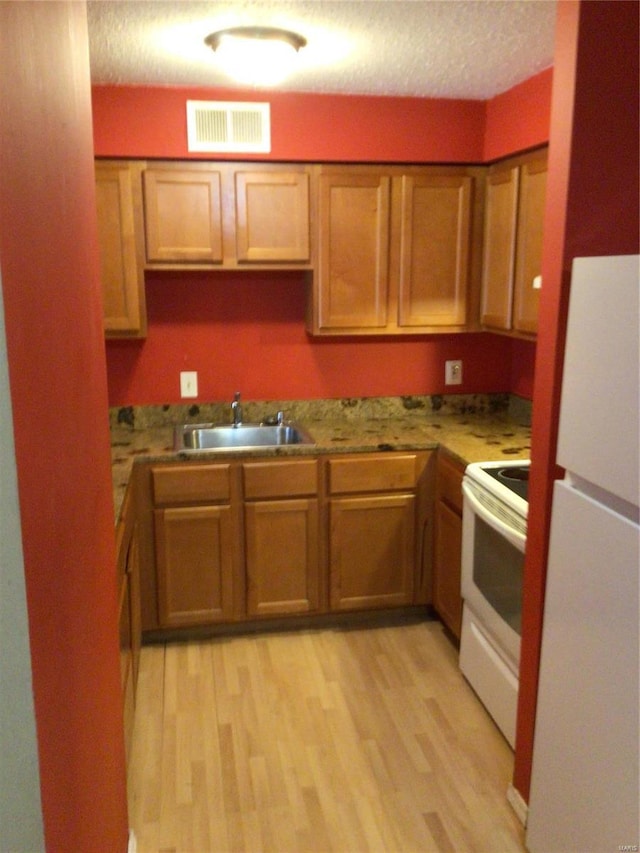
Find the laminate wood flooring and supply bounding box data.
[127,618,526,852]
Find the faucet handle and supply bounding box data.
[231,391,242,426]
[263,410,286,426]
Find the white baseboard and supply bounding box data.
[128,829,137,853]
[507,783,528,826]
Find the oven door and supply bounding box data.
[461,479,525,667]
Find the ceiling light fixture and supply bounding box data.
[205,26,307,87]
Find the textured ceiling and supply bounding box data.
[87,0,557,100]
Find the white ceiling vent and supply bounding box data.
[186,100,271,153]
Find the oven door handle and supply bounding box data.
[462,481,526,552]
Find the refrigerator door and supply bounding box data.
[527,481,639,852]
[556,255,639,506]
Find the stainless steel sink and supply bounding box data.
[174,422,315,452]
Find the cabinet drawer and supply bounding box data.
[243,459,318,499]
[152,464,231,505]
[437,453,464,514]
[328,454,417,494]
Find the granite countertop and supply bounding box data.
[111,394,532,524]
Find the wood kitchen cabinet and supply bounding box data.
[151,464,238,628]
[243,459,321,617]
[433,451,465,639]
[138,450,433,635]
[314,170,391,330]
[234,169,310,263]
[116,476,141,763]
[327,452,432,611]
[95,160,147,337]
[481,147,548,336]
[397,172,475,328]
[308,165,483,335]
[143,165,224,264]
[142,162,311,268]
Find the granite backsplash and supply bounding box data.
[109,393,531,431]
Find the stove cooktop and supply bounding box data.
[483,464,530,501]
[464,459,531,517]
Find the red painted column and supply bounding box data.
[513,0,639,802]
[0,3,129,849]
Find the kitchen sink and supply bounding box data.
[174,422,316,452]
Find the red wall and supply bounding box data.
[92,85,487,163]
[0,4,128,850]
[514,0,639,802]
[93,78,551,407]
[510,339,537,400]
[108,271,514,404]
[484,69,553,161]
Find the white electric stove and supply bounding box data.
[459,459,530,747]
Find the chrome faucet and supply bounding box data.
[231,391,242,427]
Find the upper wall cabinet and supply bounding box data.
[142,162,312,269]
[480,148,548,336]
[143,166,223,264]
[95,154,545,340]
[234,170,310,263]
[306,165,484,336]
[314,170,391,330]
[95,160,147,338]
[397,172,476,328]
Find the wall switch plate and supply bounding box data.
[445,359,463,386]
[180,371,198,398]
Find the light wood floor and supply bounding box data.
[127,617,526,853]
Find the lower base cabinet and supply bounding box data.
[151,463,238,628]
[433,452,465,638]
[141,451,434,633]
[116,477,141,764]
[243,458,321,617]
[328,453,429,611]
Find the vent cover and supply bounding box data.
[186,100,271,153]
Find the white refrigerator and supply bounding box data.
[527,255,639,852]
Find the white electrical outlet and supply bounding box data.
[180,371,198,398]
[445,359,463,386]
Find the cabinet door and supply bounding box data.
[330,493,415,610]
[143,167,223,263]
[433,500,463,638]
[513,154,547,334]
[95,161,146,337]
[480,164,520,330]
[316,172,391,330]
[125,526,141,688]
[116,480,141,764]
[245,498,320,616]
[235,170,310,263]
[154,505,234,627]
[398,174,471,327]
[432,452,464,637]
[118,573,135,763]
